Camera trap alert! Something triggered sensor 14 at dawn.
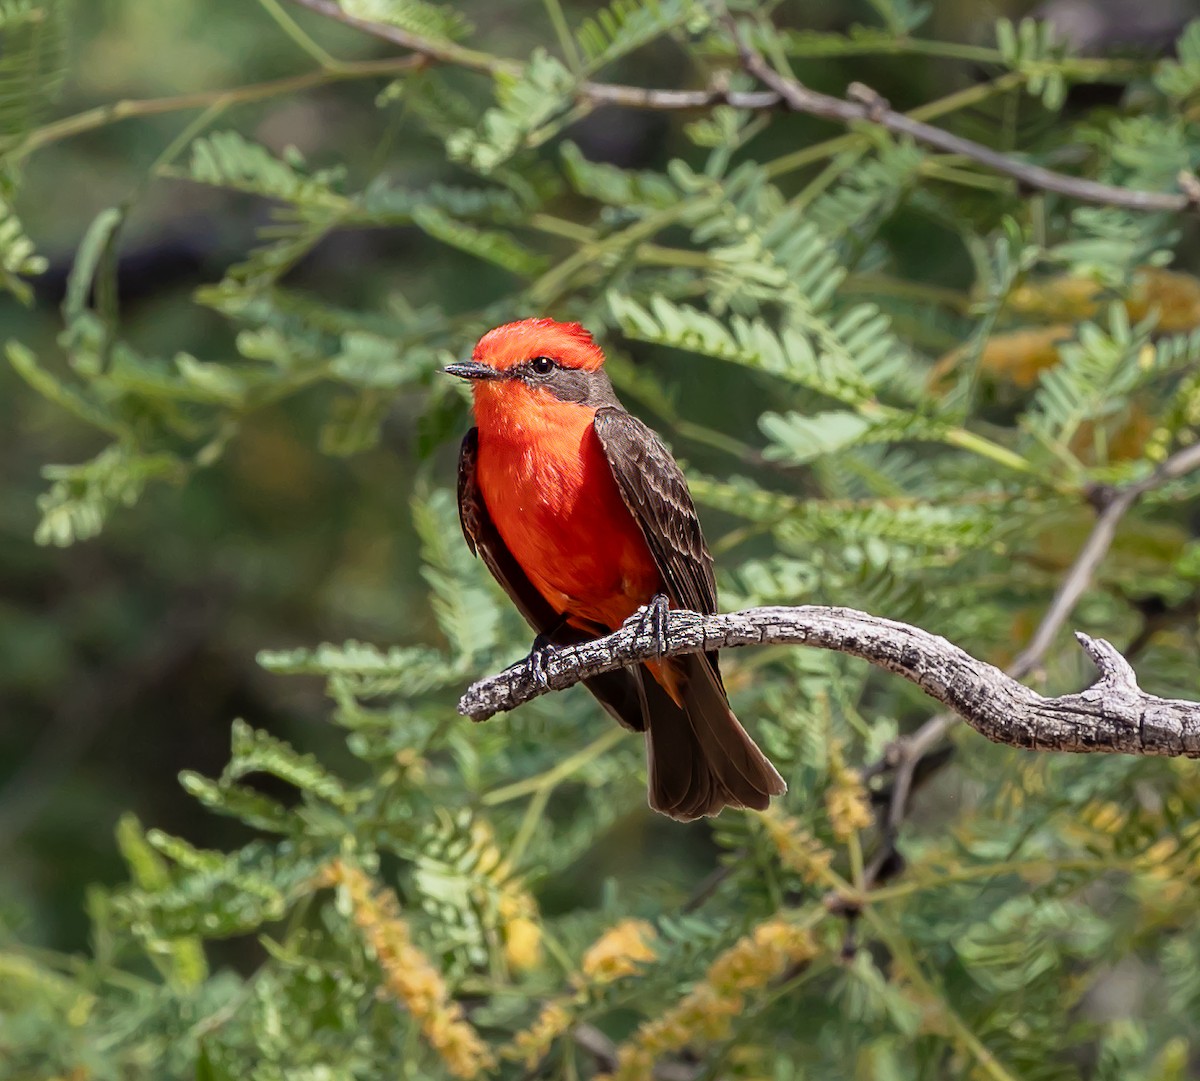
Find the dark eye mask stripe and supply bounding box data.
[508,360,621,408]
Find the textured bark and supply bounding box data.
[458,605,1200,759]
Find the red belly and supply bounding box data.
[476,410,661,632]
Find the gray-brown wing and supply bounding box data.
[457,426,648,731]
[592,408,718,616]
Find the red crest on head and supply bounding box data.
[472,318,606,372]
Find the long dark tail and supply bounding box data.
[579,651,785,821]
[641,654,785,821]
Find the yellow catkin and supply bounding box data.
[502,919,662,1068]
[393,748,428,784]
[825,751,873,843]
[930,325,1074,391]
[502,911,543,973]
[468,817,544,973]
[579,919,659,985]
[497,886,543,973]
[1008,276,1108,322]
[503,1001,573,1067]
[1135,837,1181,879]
[761,807,834,883]
[1082,800,1128,834]
[932,268,1200,398]
[324,860,495,1079]
[1127,268,1200,331]
[1008,268,1200,331]
[605,919,817,1081]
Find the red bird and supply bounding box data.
[447,318,785,820]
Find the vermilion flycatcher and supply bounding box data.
[447,318,785,821]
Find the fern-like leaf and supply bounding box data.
[608,292,899,406]
[32,444,183,547]
[575,0,696,71]
[340,0,472,42]
[447,49,576,174]
[413,487,502,661]
[412,205,548,276]
[0,0,69,141]
[181,131,346,207]
[1023,304,1156,450]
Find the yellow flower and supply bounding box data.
[579,919,658,985]
[608,918,817,1080]
[1136,837,1181,879]
[761,808,834,882]
[1082,800,1127,834]
[325,860,495,1079]
[393,748,427,784]
[606,1046,655,1081]
[498,889,543,972]
[504,1001,573,1067]
[826,743,873,842]
[504,915,543,972]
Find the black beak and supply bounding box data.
[444,361,502,381]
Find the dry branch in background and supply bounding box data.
[724,19,1200,213]
[286,0,1200,212]
[869,438,1200,859]
[458,604,1200,759]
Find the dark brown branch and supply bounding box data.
[1120,588,1200,664]
[286,0,1197,213]
[458,605,1200,759]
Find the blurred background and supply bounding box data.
[3,0,1197,956]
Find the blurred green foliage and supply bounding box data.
[6,0,1200,1078]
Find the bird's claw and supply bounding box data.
[522,634,558,689]
[632,593,670,657]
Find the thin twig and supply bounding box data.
[1013,441,1200,676]
[286,0,782,108]
[571,1023,618,1074]
[573,1022,703,1081]
[725,20,1198,213]
[459,606,1200,761]
[6,57,425,159]
[285,0,514,72]
[286,0,778,106]
[1120,588,1200,664]
[867,440,1200,879]
[285,0,1199,213]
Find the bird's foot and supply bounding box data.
[630,593,671,657]
[521,633,559,689]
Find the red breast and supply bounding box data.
[473,383,662,633]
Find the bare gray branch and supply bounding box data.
[459,606,1200,759]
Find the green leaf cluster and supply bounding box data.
[6,3,1200,1080]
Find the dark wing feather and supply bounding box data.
[457,426,648,731]
[591,408,717,616]
[593,408,784,813]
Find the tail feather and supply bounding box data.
[642,655,785,821]
[644,699,714,819]
[576,649,786,821]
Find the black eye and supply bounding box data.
[530,356,556,375]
